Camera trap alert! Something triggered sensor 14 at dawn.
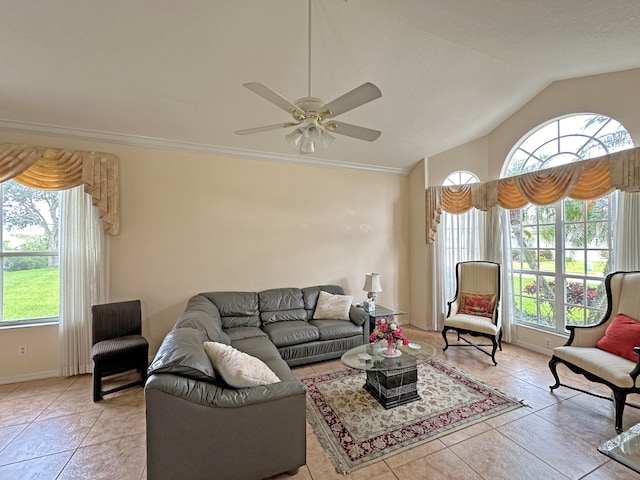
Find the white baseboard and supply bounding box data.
[0,370,61,385]
[512,339,553,357]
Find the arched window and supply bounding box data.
[442,171,480,302]
[502,114,633,332]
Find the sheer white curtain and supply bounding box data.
[431,209,482,330]
[615,191,640,271]
[59,186,109,376]
[497,209,515,343]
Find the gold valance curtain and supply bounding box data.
[425,146,640,243]
[0,143,120,235]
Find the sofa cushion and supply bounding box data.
[173,295,231,344]
[596,313,640,362]
[231,335,283,363]
[313,291,353,321]
[225,326,268,342]
[302,285,345,319]
[203,342,280,388]
[309,319,363,341]
[201,292,261,329]
[553,345,636,388]
[262,320,320,348]
[443,313,499,335]
[147,328,217,383]
[259,288,307,324]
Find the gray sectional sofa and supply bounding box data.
[145,285,368,480]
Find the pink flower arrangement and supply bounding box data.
[370,316,409,348]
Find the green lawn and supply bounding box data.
[2,267,59,320]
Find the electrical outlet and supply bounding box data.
[545,339,551,348]
[18,345,28,356]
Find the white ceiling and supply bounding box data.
[2,0,640,173]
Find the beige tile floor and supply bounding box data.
[1,326,639,479]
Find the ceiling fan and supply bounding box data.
[235,0,382,154]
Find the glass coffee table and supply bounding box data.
[341,341,436,409]
[599,422,640,473]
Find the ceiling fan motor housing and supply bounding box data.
[294,97,325,116]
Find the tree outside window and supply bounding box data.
[1,180,60,324]
[503,114,633,332]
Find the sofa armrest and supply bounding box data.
[349,305,367,326]
[145,373,306,408]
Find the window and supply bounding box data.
[0,180,60,325]
[442,171,480,302]
[503,114,633,333]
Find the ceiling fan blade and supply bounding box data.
[321,83,382,118]
[235,123,289,135]
[330,121,381,142]
[243,82,305,116]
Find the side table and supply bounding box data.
[365,305,406,343]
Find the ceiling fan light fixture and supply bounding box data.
[300,137,315,154]
[319,129,335,148]
[285,128,303,146]
[304,124,322,141]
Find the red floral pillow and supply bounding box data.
[459,292,496,318]
[596,313,640,362]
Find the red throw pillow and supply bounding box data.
[459,292,495,318]
[596,313,640,362]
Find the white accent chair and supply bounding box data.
[442,261,502,365]
[549,271,640,433]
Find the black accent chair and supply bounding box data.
[442,261,502,365]
[549,271,640,433]
[91,299,149,402]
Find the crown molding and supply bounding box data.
[0,119,408,176]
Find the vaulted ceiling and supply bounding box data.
[2,0,639,172]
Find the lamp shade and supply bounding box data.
[362,273,382,293]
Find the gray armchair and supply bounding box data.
[91,300,149,401]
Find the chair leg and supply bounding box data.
[140,359,148,385]
[548,356,561,391]
[497,330,503,351]
[613,390,628,433]
[490,337,498,366]
[93,370,102,402]
[442,327,450,352]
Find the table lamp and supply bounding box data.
[363,273,382,305]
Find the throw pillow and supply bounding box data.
[313,290,353,321]
[596,313,640,362]
[459,291,496,318]
[203,342,280,388]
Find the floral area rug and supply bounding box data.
[302,358,525,474]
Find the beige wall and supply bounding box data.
[0,131,410,381]
[408,160,428,330]
[424,67,640,353]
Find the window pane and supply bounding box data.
[3,257,59,320]
[1,180,60,323]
